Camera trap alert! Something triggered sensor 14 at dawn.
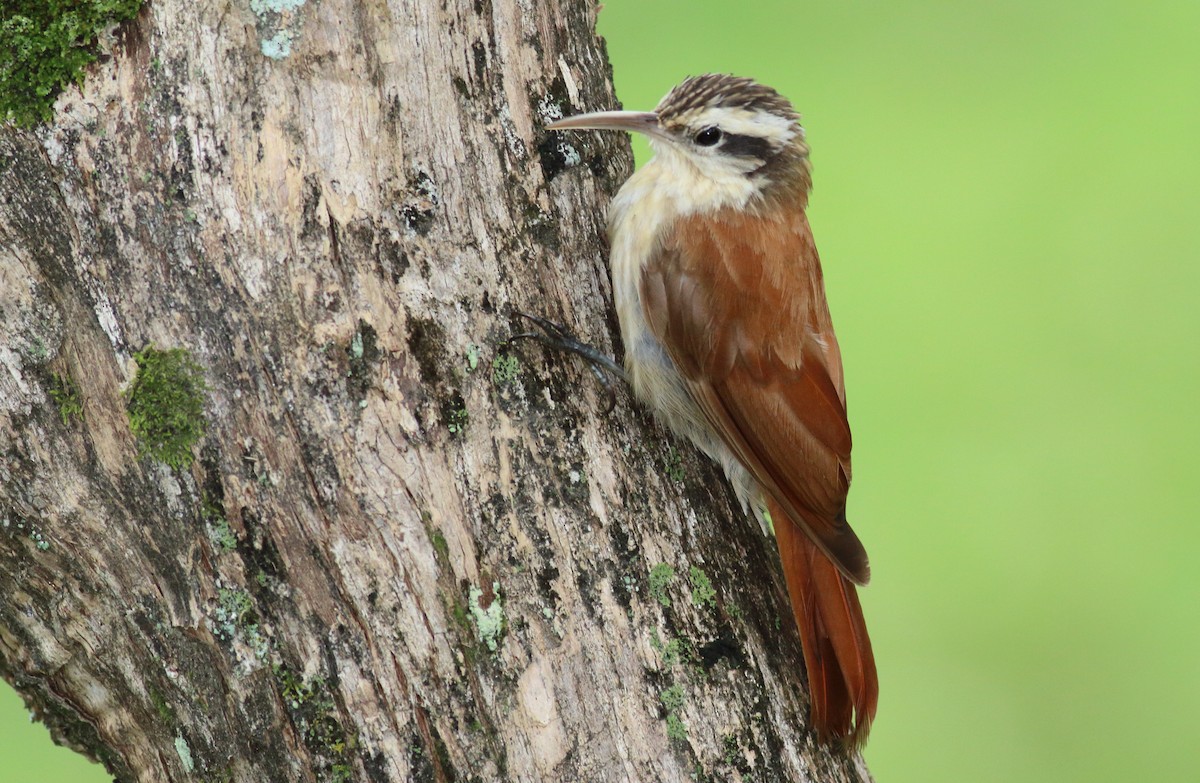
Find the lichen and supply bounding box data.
[125,346,208,469]
[174,733,195,773]
[468,582,505,653]
[204,504,238,552]
[250,0,307,60]
[344,319,380,403]
[0,0,145,126]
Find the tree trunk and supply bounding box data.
[0,1,874,781]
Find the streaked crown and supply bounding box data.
[656,74,798,126]
[653,74,810,191]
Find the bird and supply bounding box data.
[544,73,877,745]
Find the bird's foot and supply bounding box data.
[508,310,627,413]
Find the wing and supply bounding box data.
[641,206,869,584]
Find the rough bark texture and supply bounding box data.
[0,1,874,781]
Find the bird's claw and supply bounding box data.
[508,310,626,414]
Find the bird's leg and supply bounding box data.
[508,310,627,413]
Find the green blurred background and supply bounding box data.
[3,1,1198,780]
[597,1,1200,781]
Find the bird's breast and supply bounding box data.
[605,163,740,475]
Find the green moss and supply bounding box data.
[664,447,685,482]
[650,629,693,668]
[721,733,739,764]
[126,347,208,469]
[666,713,688,742]
[148,685,175,723]
[688,566,716,609]
[427,524,449,563]
[272,664,357,782]
[48,371,84,424]
[0,0,145,126]
[660,685,688,741]
[446,405,468,435]
[491,353,519,386]
[648,563,676,608]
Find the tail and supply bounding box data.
[769,497,878,746]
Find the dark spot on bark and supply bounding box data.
[362,750,390,783]
[345,319,376,401]
[536,134,572,181]
[536,564,559,606]
[374,231,409,283]
[471,41,487,85]
[386,94,402,129]
[241,506,287,581]
[698,625,746,671]
[575,568,600,619]
[409,730,436,783]
[300,174,324,239]
[586,153,607,178]
[406,316,448,388]
[400,171,438,236]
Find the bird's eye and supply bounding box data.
[694,127,722,147]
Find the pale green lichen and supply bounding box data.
[468,582,505,652]
[260,30,294,60]
[250,0,306,11]
[174,733,194,772]
[251,0,306,60]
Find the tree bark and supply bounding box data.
[0,1,874,781]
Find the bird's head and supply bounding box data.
[548,74,812,204]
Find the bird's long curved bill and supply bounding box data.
[546,110,664,139]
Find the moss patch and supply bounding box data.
[48,370,83,424]
[688,566,716,609]
[0,0,145,126]
[126,346,208,469]
[648,563,676,608]
[272,665,356,782]
[660,684,688,742]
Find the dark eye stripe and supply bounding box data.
[720,133,772,160]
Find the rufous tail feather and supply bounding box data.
[770,497,878,746]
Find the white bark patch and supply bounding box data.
[517,656,568,774]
